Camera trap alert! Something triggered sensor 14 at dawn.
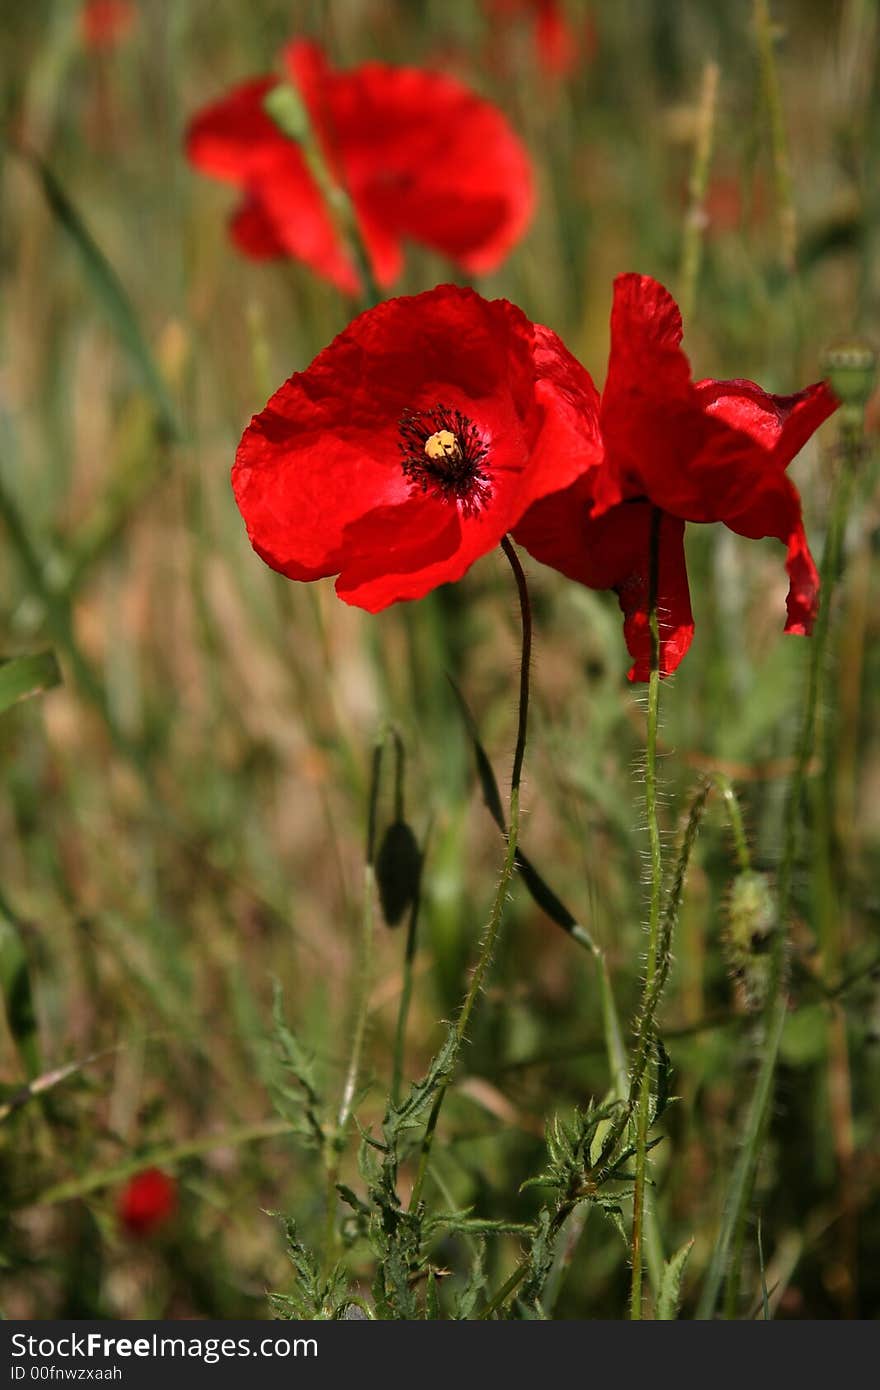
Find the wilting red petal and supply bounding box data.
[724,474,820,634]
[600,275,837,527]
[233,286,599,610]
[518,272,835,677]
[695,377,838,470]
[515,488,693,679]
[118,1168,176,1237]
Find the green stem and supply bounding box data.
[699,417,859,1319]
[407,536,531,1211]
[391,819,430,1107]
[630,507,664,1319]
[0,473,146,775]
[263,82,381,308]
[715,773,752,872]
[29,1119,296,1207]
[324,739,382,1263]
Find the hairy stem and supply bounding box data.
[629,506,664,1319]
[408,536,531,1211]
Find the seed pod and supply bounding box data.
[822,339,877,412]
[723,870,779,1012]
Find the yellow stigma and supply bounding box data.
[424,429,461,463]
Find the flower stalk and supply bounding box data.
[629,505,665,1319]
[408,535,531,1211]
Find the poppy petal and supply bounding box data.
[515,489,693,679]
[724,474,820,634]
[600,275,837,529]
[233,286,598,608]
[288,40,534,278]
[185,77,286,183]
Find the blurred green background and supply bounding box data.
[1,0,879,1318]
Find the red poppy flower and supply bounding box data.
[233,285,601,610]
[80,0,136,50]
[117,1168,176,1237]
[487,1,595,80]
[186,40,533,296]
[514,274,837,679]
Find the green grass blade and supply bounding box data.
[17,148,184,443]
[0,650,61,714]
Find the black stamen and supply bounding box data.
[398,404,491,515]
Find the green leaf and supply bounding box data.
[448,677,505,830]
[21,150,183,443]
[449,676,591,939]
[657,1237,695,1320]
[454,1241,487,1321]
[0,651,61,715]
[653,1035,674,1123]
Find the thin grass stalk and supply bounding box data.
[680,59,721,320]
[324,738,383,1264]
[391,819,430,1107]
[754,0,797,272]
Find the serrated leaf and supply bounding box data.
[589,1116,614,1169]
[268,983,324,1145]
[336,1184,370,1218]
[653,1035,674,1123]
[454,1241,487,1320]
[0,652,61,715]
[657,1237,695,1320]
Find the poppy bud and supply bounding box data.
[376,820,422,927]
[724,870,779,1012]
[822,340,877,412]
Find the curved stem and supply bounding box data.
[407,536,532,1211]
[630,507,665,1319]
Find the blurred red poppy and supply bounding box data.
[81,0,137,51]
[117,1168,176,1237]
[515,274,837,679]
[233,285,601,610]
[186,40,533,295]
[487,0,596,80]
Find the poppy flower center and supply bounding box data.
[398,405,491,514]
